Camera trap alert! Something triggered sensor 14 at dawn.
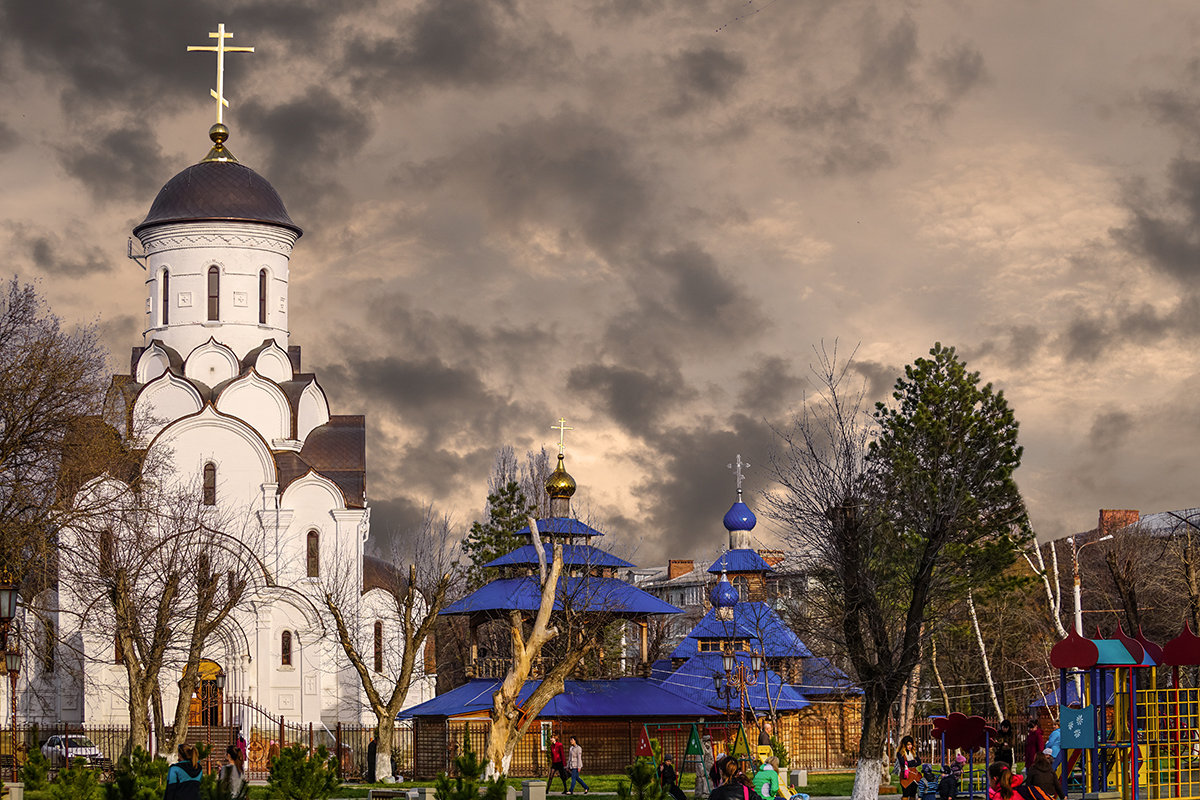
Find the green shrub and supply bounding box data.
[22,746,50,790]
[616,758,669,800]
[265,744,339,800]
[434,739,507,800]
[103,746,168,800]
[768,736,789,770]
[50,757,101,800]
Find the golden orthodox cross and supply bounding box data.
[188,23,255,125]
[551,417,574,456]
[727,454,750,498]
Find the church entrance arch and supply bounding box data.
[188,659,225,726]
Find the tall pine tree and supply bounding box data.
[461,481,534,588]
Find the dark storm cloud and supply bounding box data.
[422,108,651,258]
[855,13,919,93]
[0,122,18,154]
[930,43,988,100]
[736,356,806,417]
[1088,409,1133,455]
[1114,157,1200,283]
[1058,314,1108,363]
[636,414,779,560]
[365,495,433,558]
[239,87,372,216]
[56,122,173,203]
[666,46,747,114]
[601,244,768,366]
[567,362,696,438]
[340,0,572,92]
[8,224,112,277]
[0,0,338,115]
[848,359,897,402]
[971,324,1045,369]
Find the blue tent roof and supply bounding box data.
[671,603,812,659]
[650,654,810,712]
[442,576,682,617]
[796,657,862,696]
[483,543,634,569]
[1029,673,1116,708]
[399,678,716,719]
[708,549,774,574]
[517,518,605,538]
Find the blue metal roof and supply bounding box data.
[1028,673,1115,708]
[516,518,605,538]
[670,603,812,659]
[796,657,861,696]
[483,544,634,569]
[442,576,682,617]
[707,549,773,574]
[398,678,716,719]
[650,654,810,712]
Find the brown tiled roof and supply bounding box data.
[363,554,407,597]
[290,416,366,507]
[134,160,301,236]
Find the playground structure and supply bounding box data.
[1048,624,1200,799]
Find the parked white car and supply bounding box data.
[41,735,104,767]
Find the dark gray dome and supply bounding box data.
[133,159,301,237]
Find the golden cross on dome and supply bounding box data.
[550,417,574,456]
[727,454,750,498]
[188,23,255,125]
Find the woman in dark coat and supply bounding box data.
[1024,751,1064,799]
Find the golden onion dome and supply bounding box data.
[546,453,577,499]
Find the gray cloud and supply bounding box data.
[848,359,898,402]
[340,0,572,93]
[56,122,173,202]
[666,46,747,114]
[567,361,696,438]
[736,356,807,418]
[8,224,113,277]
[1088,409,1134,456]
[1114,158,1200,283]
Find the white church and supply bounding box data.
[17,95,434,732]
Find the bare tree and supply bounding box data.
[61,469,260,756]
[320,506,455,782]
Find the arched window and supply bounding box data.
[203,463,217,506]
[373,621,383,673]
[41,618,54,674]
[258,269,268,324]
[207,266,220,321]
[161,269,170,325]
[281,630,292,666]
[306,531,319,578]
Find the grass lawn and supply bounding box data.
[289,771,861,799]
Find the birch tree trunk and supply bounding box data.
[930,635,951,714]
[967,588,1002,719]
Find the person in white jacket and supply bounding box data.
[567,736,590,795]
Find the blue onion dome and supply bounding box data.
[710,571,740,608]
[545,453,577,499]
[723,501,757,532]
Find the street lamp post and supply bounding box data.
[1072,533,1115,635]
[0,571,19,783]
[5,641,20,782]
[711,648,761,725]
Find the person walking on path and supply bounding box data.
[567,736,590,795]
[218,744,247,800]
[1023,719,1044,772]
[165,743,204,800]
[994,720,1015,766]
[897,736,921,799]
[549,733,570,793]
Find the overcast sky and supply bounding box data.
[4,0,1200,564]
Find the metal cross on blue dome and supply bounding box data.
[727,454,750,498]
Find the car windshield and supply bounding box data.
[67,737,95,748]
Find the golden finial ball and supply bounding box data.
[209,123,230,146]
